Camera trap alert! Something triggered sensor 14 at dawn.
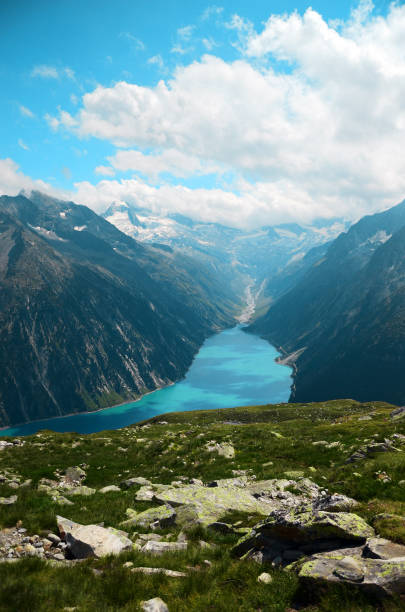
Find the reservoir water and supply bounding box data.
[1,326,292,437]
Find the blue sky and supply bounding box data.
[0,1,403,227]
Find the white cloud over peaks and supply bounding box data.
[72,176,330,227]
[0,159,58,197]
[46,3,405,225]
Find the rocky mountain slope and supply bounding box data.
[0,399,404,610]
[103,200,346,301]
[250,200,405,405]
[0,192,240,427]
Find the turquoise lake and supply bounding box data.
[1,326,292,437]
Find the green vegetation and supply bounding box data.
[0,399,404,610]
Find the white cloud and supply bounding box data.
[0,155,397,229]
[42,3,405,226]
[95,165,116,177]
[19,105,34,118]
[71,175,342,228]
[0,159,59,197]
[202,37,218,51]
[18,139,29,151]
[201,5,224,21]
[31,65,75,79]
[171,44,189,55]
[106,148,222,180]
[119,32,145,51]
[177,25,195,40]
[148,54,165,70]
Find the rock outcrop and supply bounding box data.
[57,516,132,559]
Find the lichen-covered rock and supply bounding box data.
[67,485,96,496]
[135,483,171,502]
[257,507,374,543]
[57,515,132,559]
[120,476,152,489]
[121,505,176,528]
[153,481,276,525]
[296,550,405,596]
[313,494,359,513]
[364,538,405,560]
[205,441,235,459]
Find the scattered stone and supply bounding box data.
[390,407,405,421]
[67,486,96,496]
[132,567,186,577]
[257,572,273,584]
[47,533,61,545]
[0,526,67,561]
[99,485,121,494]
[346,441,395,463]
[140,541,187,555]
[123,561,134,568]
[120,476,152,489]
[0,495,17,505]
[141,598,169,612]
[205,441,235,459]
[0,441,13,450]
[65,467,86,483]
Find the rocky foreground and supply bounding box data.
[0,399,404,610]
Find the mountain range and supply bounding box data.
[103,200,346,304]
[4,188,405,426]
[0,192,240,427]
[250,199,405,406]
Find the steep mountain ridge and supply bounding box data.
[0,193,240,427]
[250,199,405,404]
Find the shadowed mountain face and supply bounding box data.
[250,200,405,405]
[0,192,240,427]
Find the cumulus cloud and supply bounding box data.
[106,148,222,180]
[72,175,333,227]
[95,165,116,177]
[0,159,59,197]
[37,3,405,225]
[0,156,392,229]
